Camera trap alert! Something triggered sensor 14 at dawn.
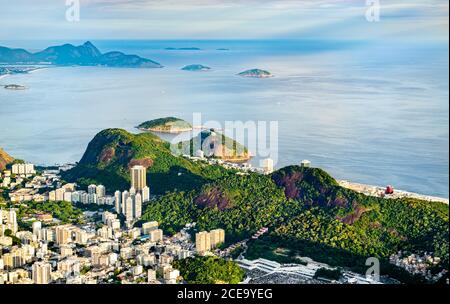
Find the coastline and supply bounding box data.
[338,180,449,205]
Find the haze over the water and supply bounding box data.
[0,1,448,197]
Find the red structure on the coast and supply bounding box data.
[385,185,394,195]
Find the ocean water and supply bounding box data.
[0,40,448,197]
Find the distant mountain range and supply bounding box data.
[0,41,162,68]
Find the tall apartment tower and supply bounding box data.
[210,229,225,248]
[125,197,134,222]
[114,191,121,214]
[134,193,142,219]
[142,186,150,202]
[87,184,97,195]
[131,165,147,191]
[32,262,52,284]
[96,185,106,198]
[195,231,211,253]
[121,191,129,215]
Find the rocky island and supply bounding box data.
[165,47,201,51]
[0,41,162,68]
[181,64,211,71]
[137,117,193,133]
[238,69,273,78]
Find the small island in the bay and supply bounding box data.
[238,68,273,78]
[181,64,211,71]
[137,117,193,133]
[0,66,39,76]
[3,84,27,90]
[165,47,201,51]
[0,41,162,68]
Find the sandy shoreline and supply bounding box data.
[338,180,449,205]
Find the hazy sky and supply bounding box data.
[0,0,448,41]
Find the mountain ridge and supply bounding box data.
[0,41,162,68]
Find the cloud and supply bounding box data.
[0,0,447,40]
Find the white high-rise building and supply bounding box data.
[142,186,150,202]
[96,185,106,198]
[55,188,65,201]
[7,209,17,234]
[131,165,147,191]
[114,191,121,214]
[32,221,42,239]
[121,191,129,215]
[63,191,72,202]
[134,193,142,219]
[125,197,134,221]
[88,193,97,205]
[32,262,52,284]
[11,163,35,175]
[87,184,97,195]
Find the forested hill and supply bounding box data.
[62,128,449,283]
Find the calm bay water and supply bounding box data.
[0,40,448,197]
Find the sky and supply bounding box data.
[0,0,448,41]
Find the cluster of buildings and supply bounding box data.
[114,165,151,227]
[0,209,18,237]
[195,229,225,254]
[182,153,312,176]
[389,251,447,282]
[1,162,236,285]
[0,205,199,285]
[11,163,36,176]
[3,166,62,203]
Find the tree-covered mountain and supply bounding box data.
[62,128,449,283]
[0,41,162,68]
[62,128,232,194]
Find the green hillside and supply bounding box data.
[62,128,231,194]
[63,129,449,283]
